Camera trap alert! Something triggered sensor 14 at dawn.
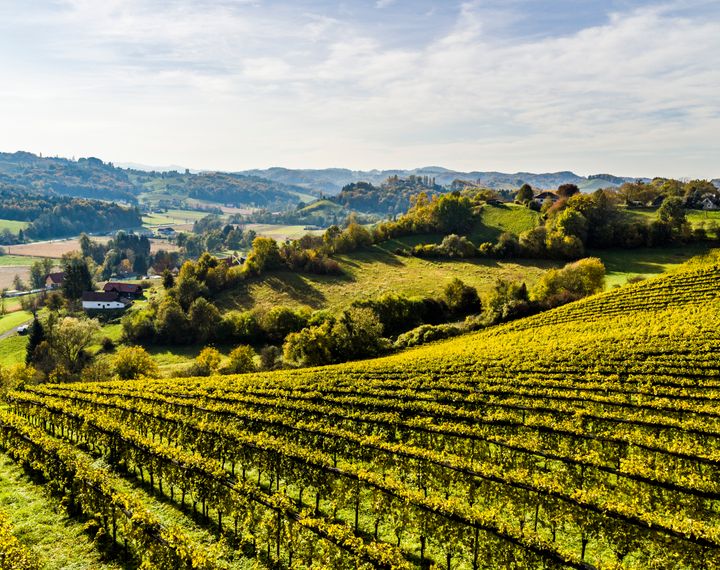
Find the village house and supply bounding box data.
[156,226,176,238]
[700,196,720,211]
[534,191,559,203]
[45,271,64,289]
[103,282,144,299]
[81,291,132,311]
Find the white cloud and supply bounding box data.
[0,1,717,177]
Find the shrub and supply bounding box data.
[394,323,461,349]
[190,347,223,376]
[0,363,37,394]
[222,345,256,374]
[531,257,606,308]
[443,278,481,317]
[121,309,156,343]
[113,346,159,380]
[221,311,261,343]
[259,307,309,344]
[260,345,283,371]
[100,336,115,352]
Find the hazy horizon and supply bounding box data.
[1,1,718,178]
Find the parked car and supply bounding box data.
[16,325,29,335]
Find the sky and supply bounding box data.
[0,0,718,178]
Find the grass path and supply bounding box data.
[91,456,251,569]
[0,454,125,570]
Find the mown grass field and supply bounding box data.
[0,219,29,232]
[469,203,542,243]
[0,255,44,266]
[242,223,325,241]
[0,311,32,336]
[590,242,715,288]
[218,245,559,313]
[2,262,718,568]
[624,207,720,226]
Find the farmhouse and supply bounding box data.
[700,196,720,211]
[534,191,559,203]
[45,272,64,289]
[81,291,132,311]
[103,282,143,299]
[156,226,176,238]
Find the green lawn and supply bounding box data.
[0,310,32,336]
[244,223,325,241]
[390,204,542,247]
[624,207,720,227]
[470,203,542,243]
[0,219,29,232]
[0,335,26,366]
[0,255,42,266]
[218,244,559,313]
[591,242,714,288]
[146,344,235,375]
[297,199,344,215]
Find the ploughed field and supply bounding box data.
[1,264,720,569]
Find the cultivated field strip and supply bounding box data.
[4,263,720,569]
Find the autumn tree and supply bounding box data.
[113,346,159,380]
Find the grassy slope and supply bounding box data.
[0,335,27,366]
[625,207,720,226]
[0,220,29,232]
[218,244,558,313]
[297,199,343,215]
[243,224,325,241]
[0,454,124,569]
[470,203,542,243]
[0,310,32,336]
[590,243,715,288]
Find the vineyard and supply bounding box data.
[1,263,720,569]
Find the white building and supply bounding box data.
[81,291,132,311]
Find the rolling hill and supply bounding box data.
[1,260,719,568]
[0,152,317,210]
[242,166,646,195]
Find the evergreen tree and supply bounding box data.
[62,254,93,300]
[26,316,45,365]
[162,268,175,289]
[516,184,534,203]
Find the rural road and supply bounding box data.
[0,319,31,341]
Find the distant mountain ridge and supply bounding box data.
[240,166,648,195]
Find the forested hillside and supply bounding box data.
[0,152,316,210]
[0,186,141,241]
[0,152,137,202]
[334,175,444,215]
[1,262,719,568]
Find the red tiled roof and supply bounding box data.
[103,282,142,294]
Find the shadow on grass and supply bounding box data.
[591,243,713,276]
[261,274,329,309]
